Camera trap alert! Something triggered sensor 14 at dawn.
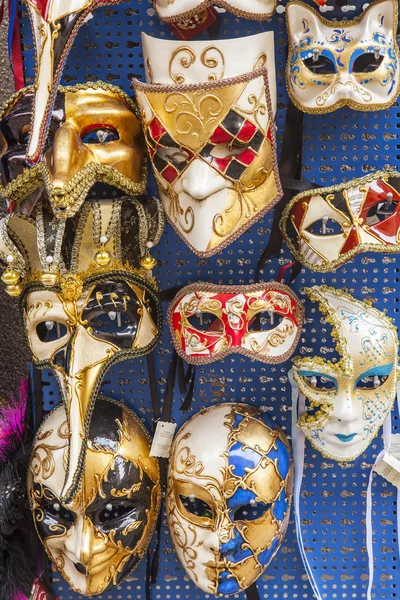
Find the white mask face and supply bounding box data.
[293,286,399,461]
[134,70,281,256]
[153,0,276,22]
[167,403,293,596]
[286,0,400,113]
[142,31,277,115]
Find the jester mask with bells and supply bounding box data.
[0,82,147,218]
[153,0,276,24]
[167,403,293,596]
[133,69,282,257]
[141,31,277,114]
[0,198,163,504]
[293,286,399,462]
[280,170,400,272]
[168,282,304,364]
[23,0,124,164]
[286,0,400,113]
[28,395,161,595]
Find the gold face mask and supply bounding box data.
[0,83,147,218]
[0,198,163,503]
[133,69,282,256]
[28,396,161,596]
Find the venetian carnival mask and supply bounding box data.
[167,403,293,595]
[142,31,277,115]
[280,170,400,271]
[133,69,282,256]
[28,395,161,595]
[0,83,147,217]
[153,0,276,25]
[293,286,399,462]
[0,198,163,503]
[168,282,304,364]
[286,0,400,112]
[23,0,123,163]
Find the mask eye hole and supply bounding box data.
[19,126,30,145]
[352,52,384,74]
[302,374,336,392]
[36,321,67,342]
[355,374,389,390]
[305,218,344,236]
[248,312,284,332]
[179,495,214,520]
[302,53,336,75]
[187,311,223,333]
[234,501,270,522]
[44,503,76,525]
[81,125,119,144]
[91,311,130,332]
[97,503,135,524]
[157,146,191,166]
[366,201,397,225]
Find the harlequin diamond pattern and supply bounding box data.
[146,110,267,185]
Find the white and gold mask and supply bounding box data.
[280,170,400,271]
[142,31,277,115]
[167,403,293,595]
[0,199,163,504]
[133,69,282,256]
[286,0,400,113]
[28,396,160,596]
[293,286,399,461]
[153,0,276,24]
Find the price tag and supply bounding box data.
[150,421,177,458]
[29,579,55,600]
[374,433,400,487]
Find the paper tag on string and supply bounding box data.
[29,579,55,600]
[374,433,400,487]
[150,421,177,458]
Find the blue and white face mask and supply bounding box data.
[286,0,400,113]
[167,403,293,596]
[293,285,399,462]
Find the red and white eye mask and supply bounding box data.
[168,282,304,364]
[280,171,400,271]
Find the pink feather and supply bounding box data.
[0,378,29,463]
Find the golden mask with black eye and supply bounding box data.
[0,83,147,218]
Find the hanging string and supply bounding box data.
[8,0,24,90]
[289,369,324,600]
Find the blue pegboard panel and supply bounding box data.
[16,0,400,598]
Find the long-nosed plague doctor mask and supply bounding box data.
[293,285,399,462]
[280,170,400,271]
[22,0,124,164]
[28,395,161,596]
[0,82,147,218]
[286,0,400,113]
[0,198,163,503]
[167,403,293,595]
[133,69,282,256]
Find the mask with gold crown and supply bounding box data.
[0,197,163,503]
[0,82,147,218]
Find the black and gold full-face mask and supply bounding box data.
[28,395,161,595]
[0,198,163,504]
[0,83,147,218]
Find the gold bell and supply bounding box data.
[5,283,22,297]
[95,248,112,267]
[1,268,20,286]
[140,247,157,271]
[95,235,112,267]
[41,272,58,287]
